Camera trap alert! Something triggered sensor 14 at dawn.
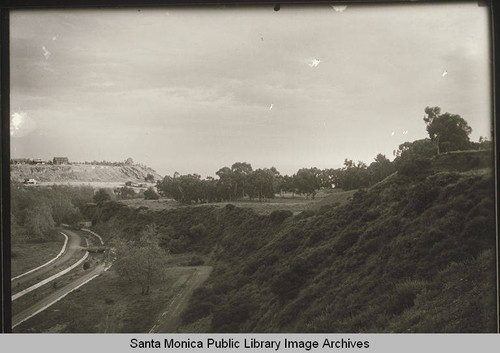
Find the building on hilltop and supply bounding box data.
[53,157,69,165]
[11,158,30,164]
[11,158,46,164]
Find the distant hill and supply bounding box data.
[10,163,162,183]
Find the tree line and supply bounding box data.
[155,155,397,204]
[156,106,491,204]
[11,184,94,242]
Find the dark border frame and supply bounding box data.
[1,0,498,334]
[1,8,11,333]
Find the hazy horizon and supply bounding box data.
[10,4,492,178]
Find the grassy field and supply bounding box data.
[11,234,65,278]
[13,253,207,333]
[119,189,357,215]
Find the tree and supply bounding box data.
[394,139,436,177]
[294,168,320,199]
[367,153,395,185]
[248,168,276,201]
[145,173,155,183]
[114,225,168,294]
[336,159,369,190]
[117,187,136,199]
[231,162,253,199]
[24,204,55,240]
[144,187,159,200]
[423,106,472,154]
[216,167,235,201]
[281,175,297,197]
[93,189,111,203]
[470,136,493,151]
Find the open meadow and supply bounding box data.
[119,189,357,215]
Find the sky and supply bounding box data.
[9,3,492,177]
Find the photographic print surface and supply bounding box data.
[10,3,497,333]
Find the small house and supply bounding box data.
[53,157,69,165]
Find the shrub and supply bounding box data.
[189,223,207,240]
[295,210,316,219]
[93,189,111,203]
[181,287,214,324]
[188,255,205,266]
[396,157,432,177]
[212,302,251,332]
[144,187,159,200]
[386,280,426,315]
[269,210,293,223]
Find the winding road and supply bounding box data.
[11,228,110,330]
[12,228,210,333]
[11,229,85,292]
[12,263,109,328]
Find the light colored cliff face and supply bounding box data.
[10,163,162,183]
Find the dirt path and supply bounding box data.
[149,266,212,333]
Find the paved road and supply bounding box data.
[149,266,212,333]
[12,262,108,329]
[11,229,85,293]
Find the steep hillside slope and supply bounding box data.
[86,163,497,333]
[10,163,162,183]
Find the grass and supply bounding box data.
[119,189,356,215]
[11,234,65,278]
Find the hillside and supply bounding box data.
[10,163,162,183]
[84,158,496,332]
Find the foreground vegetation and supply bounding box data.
[11,184,94,243]
[12,107,496,332]
[12,253,205,333]
[11,236,64,278]
[84,162,496,332]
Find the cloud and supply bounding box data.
[10,112,37,137]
